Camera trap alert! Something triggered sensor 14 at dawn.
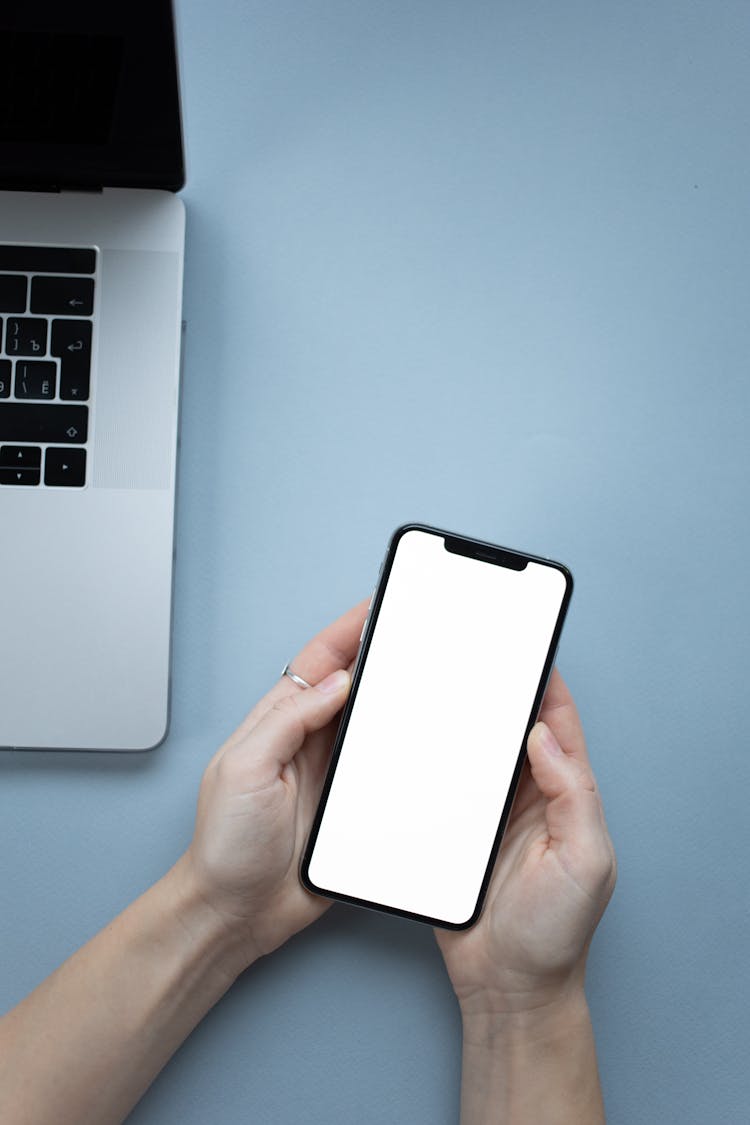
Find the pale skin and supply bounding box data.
[0,599,616,1124]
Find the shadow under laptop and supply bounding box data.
[0,746,166,775]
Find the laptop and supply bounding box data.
[0,1,185,751]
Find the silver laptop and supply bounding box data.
[0,1,185,751]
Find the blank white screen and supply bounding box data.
[307,529,567,926]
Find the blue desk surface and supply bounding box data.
[2,2,748,1121]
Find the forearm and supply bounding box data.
[0,855,251,1125]
[459,990,605,1125]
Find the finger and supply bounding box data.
[287,597,370,686]
[224,598,369,750]
[526,721,613,894]
[296,647,361,790]
[537,667,591,767]
[233,669,351,785]
[506,756,542,820]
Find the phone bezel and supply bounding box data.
[300,522,574,930]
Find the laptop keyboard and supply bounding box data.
[0,245,95,488]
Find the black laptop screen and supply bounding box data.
[0,0,184,191]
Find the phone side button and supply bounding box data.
[359,588,376,642]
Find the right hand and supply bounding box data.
[435,669,617,1017]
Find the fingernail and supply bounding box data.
[315,669,350,695]
[536,721,563,756]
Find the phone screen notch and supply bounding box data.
[443,535,528,571]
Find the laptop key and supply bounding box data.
[5,317,48,356]
[0,445,42,468]
[0,246,96,275]
[14,361,56,399]
[0,404,88,443]
[0,360,10,398]
[44,447,86,488]
[51,319,92,401]
[0,275,27,313]
[30,276,94,316]
[59,367,90,402]
[0,466,40,486]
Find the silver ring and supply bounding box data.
[282,662,312,690]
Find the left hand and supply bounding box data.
[182,599,368,970]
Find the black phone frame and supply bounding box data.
[300,522,574,930]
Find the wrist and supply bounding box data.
[166,854,259,984]
[460,979,591,1050]
[458,988,604,1125]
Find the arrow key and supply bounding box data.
[0,466,40,485]
[0,444,41,469]
[44,446,86,487]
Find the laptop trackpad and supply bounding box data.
[93,249,180,491]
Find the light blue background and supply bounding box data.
[1,1,748,1121]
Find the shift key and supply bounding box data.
[0,404,88,444]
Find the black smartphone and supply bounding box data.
[300,523,573,930]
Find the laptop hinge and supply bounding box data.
[0,183,104,194]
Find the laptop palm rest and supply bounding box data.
[1,236,182,751]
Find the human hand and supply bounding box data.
[180,599,368,973]
[435,669,617,1019]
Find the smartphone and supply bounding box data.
[300,523,573,930]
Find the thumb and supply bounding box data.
[248,668,351,774]
[526,721,609,888]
